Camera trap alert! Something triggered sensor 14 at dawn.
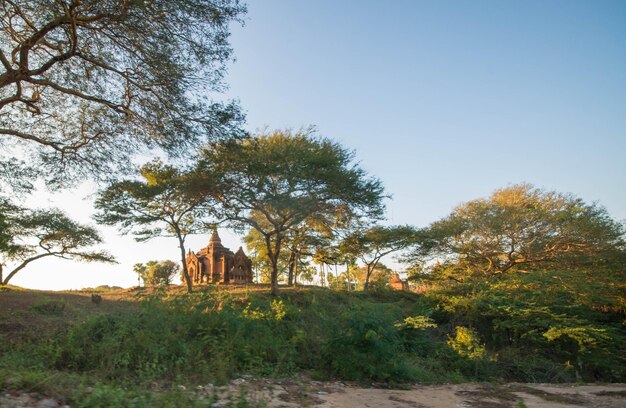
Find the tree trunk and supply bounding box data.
[176,233,193,293]
[364,264,373,291]
[0,264,3,285]
[2,252,52,285]
[363,258,381,291]
[265,234,282,296]
[287,249,296,286]
[269,253,280,296]
[294,253,299,285]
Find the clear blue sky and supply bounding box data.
[10,0,626,289]
[223,0,626,225]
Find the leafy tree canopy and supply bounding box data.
[0,0,245,184]
[340,225,418,290]
[0,204,115,285]
[407,184,626,282]
[94,159,216,292]
[134,260,178,286]
[198,128,386,295]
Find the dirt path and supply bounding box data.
[1,381,625,407]
[205,380,626,408]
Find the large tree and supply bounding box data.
[407,184,626,282]
[0,0,245,184]
[94,159,216,292]
[340,225,418,290]
[0,204,114,285]
[198,129,386,295]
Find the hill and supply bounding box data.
[0,281,624,407]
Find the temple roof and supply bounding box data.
[209,227,223,247]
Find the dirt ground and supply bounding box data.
[0,286,139,343]
[210,378,626,408]
[2,379,624,408]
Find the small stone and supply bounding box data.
[177,385,186,391]
[84,386,94,394]
[205,383,214,388]
[317,391,329,395]
[231,378,246,385]
[37,398,59,408]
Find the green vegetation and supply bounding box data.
[1,4,623,402]
[198,129,387,295]
[1,274,624,405]
[95,160,219,292]
[134,261,180,287]
[0,0,245,183]
[406,184,625,282]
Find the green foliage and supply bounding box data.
[447,327,486,360]
[340,225,418,290]
[199,129,387,294]
[0,0,245,183]
[408,184,626,281]
[95,159,217,292]
[31,298,67,315]
[429,269,626,381]
[322,304,415,381]
[135,260,179,286]
[395,315,438,330]
[0,277,624,405]
[352,263,394,290]
[0,206,115,285]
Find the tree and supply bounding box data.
[407,184,626,282]
[134,260,178,286]
[352,263,394,290]
[94,159,216,292]
[0,0,245,184]
[340,225,418,290]
[0,206,114,285]
[198,129,386,295]
[133,262,145,287]
[243,213,334,286]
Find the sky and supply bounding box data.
[9,0,626,290]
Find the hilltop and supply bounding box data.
[1,282,625,407]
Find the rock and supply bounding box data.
[84,386,94,394]
[231,378,246,385]
[177,385,186,391]
[37,398,59,408]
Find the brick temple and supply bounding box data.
[183,229,253,285]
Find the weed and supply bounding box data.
[31,298,66,315]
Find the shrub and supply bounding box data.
[31,298,66,315]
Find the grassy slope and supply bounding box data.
[0,278,624,407]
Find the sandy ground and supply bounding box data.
[210,380,626,408]
[1,376,625,407]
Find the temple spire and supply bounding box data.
[209,224,222,246]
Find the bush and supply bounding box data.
[31,298,66,315]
